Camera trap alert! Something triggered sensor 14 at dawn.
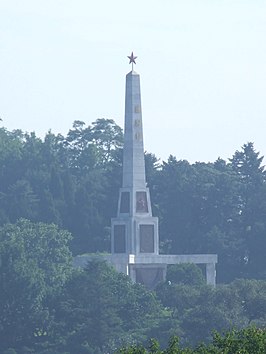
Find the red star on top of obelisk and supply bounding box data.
[127,52,137,71]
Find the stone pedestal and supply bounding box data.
[74,253,217,287]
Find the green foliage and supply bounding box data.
[117,327,266,353]
[155,278,266,347]
[1,219,266,352]
[51,259,173,353]
[166,264,205,286]
[2,122,266,352]
[0,219,73,352]
[151,144,266,282]
[0,120,123,255]
[211,326,266,354]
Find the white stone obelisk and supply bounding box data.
[122,70,146,190]
[111,53,159,258]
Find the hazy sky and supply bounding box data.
[1,0,266,162]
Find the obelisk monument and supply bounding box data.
[111,53,160,259]
[75,53,217,289]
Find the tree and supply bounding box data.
[227,279,266,324]
[0,219,73,352]
[229,143,266,279]
[211,327,266,354]
[117,327,266,353]
[166,264,205,286]
[154,155,245,282]
[155,277,266,347]
[52,259,173,354]
[230,142,265,185]
[154,156,195,254]
[91,118,123,163]
[62,119,123,254]
[0,128,24,225]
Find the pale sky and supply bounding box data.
[1,0,266,163]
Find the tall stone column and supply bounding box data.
[206,263,216,287]
[123,70,146,190]
[111,53,159,262]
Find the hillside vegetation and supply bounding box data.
[1,120,266,353]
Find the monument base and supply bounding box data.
[74,253,217,287]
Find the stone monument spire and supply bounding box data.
[111,53,159,256]
[123,54,146,190]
